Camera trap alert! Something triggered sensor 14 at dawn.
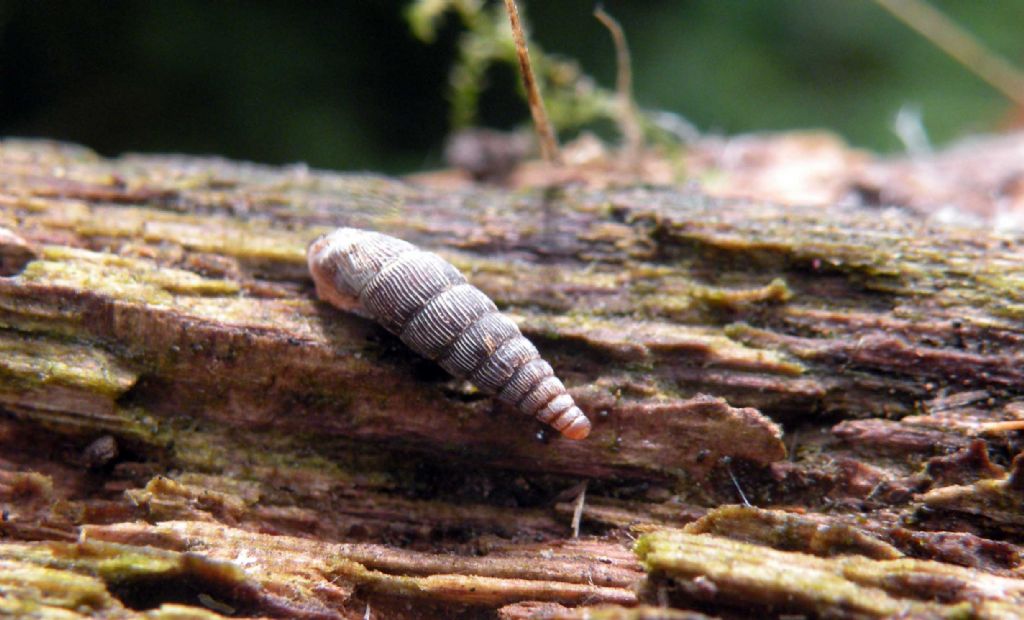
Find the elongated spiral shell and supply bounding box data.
[308,228,592,440]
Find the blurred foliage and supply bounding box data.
[406,0,616,135]
[1,1,1022,173]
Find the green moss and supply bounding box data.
[0,332,137,398]
[992,303,1024,319]
[25,246,240,300]
[691,277,793,308]
[635,529,1010,617]
[91,549,187,583]
[0,540,257,617]
[0,560,120,614]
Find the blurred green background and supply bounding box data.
[1,1,1021,173]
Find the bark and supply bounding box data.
[1,133,1024,619]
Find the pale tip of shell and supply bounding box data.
[307,234,361,310]
[560,412,591,440]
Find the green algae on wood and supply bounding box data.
[0,332,137,398]
[634,528,1024,617]
[683,505,903,560]
[4,137,1024,618]
[80,520,640,612]
[0,540,261,619]
[23,246,241,300]
[919,453,1024,534]
[0,558,126,617]
[0,223,789,480]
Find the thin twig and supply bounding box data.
[722,457,751,507]
[594,5,643,157]
[503,0,561,163]
[571,481,587,538]
[977,420,1024,434]
[873,0,1024,108]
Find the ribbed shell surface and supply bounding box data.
[361,251,464,334]
[307,228,591,440]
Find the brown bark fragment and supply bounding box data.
[832,418,971,457]
[0,226,36,276]
[498,602,713,619]
[925,439,1006,487]
[82,520,639,612]
[684,505,904,560]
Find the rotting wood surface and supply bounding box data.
[1,135,1024,619]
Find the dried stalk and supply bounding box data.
[874,0,1024,108]
[503,0,561,163]
[594,6,643,157]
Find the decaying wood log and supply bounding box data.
[2,133,1024,618]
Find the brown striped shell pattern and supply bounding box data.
[307,228,592,440]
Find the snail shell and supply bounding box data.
[308,228,591,440]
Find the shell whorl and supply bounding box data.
[308,228,591,440]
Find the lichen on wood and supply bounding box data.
[2,133,1024,618]
[635,527,1024,618]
